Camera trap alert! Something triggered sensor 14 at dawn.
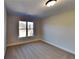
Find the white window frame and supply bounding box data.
[18,21,34,38]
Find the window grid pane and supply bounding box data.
[19,21,26,38]
[27,22,34,36]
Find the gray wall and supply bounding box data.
[41,10,75,54]
[4,7,7,54]
[7,15,41,45]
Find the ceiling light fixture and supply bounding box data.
[46,0,57,7]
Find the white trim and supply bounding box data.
[7,39,41,47]
[42,40,75,55]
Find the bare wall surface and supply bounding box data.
[41,10,75,54]
[7,15,41,45]
[4,7,7,54]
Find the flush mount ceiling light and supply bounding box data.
[46,0,57,7]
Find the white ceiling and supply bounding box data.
[5,0,75,18]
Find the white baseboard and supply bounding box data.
[7,39,41,47]
[42,40,75,55]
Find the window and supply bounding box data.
[19,21,34,38]
[19,21,26,38]
[27,22,34,37]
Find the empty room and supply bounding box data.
[4,0,75,59]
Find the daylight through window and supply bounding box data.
[19,21,34,38]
